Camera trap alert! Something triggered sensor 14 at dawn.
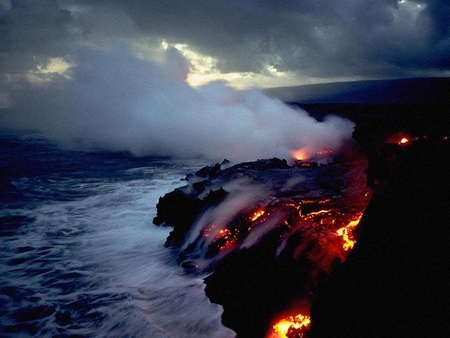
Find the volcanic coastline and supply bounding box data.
[153,103,450,338]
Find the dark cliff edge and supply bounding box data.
[309,136,450,338]
[299,102,450,338]
[154,102,450,337]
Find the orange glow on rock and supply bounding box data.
[272,313,311,338]
[317,148,333,156]
[292,148,310,161]
[308,209,331,217]
[250,209,266,222]
[386,132,413,145]
[336,214,362,251]
[292,147,334,161]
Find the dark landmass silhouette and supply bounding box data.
[265,77,450,105]
[155,77,450,337]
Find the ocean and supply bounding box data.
[0,130,236,337]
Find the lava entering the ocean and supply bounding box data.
[292,147,335,163]
[154,156,372,336]
[266,163,370,337]
[269,210,365,337]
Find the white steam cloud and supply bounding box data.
[2,45,355,163]
[183,178,270,250]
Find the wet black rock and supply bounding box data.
[153,187,228,248]
[153,158,295,249]
[153,155,363,337]
[205,231,313,338]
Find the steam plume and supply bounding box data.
[2,45,355,162]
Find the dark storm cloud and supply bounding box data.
[1,0,449,84]
[2,0,448,161]
[59,0,450,77]
[0,0,77,74]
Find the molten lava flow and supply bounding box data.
[268,164,370,338]
[317,148,333,156]
[250,209,266,222]
[272,313,311,338]
[336,213,363,251]
[174,157,371,337]
[292,147,334,162]
[216,228,235,242]
[202,223,218,237]
[292,148,310,161]
[386,132,413,146]
[307,209,331,217]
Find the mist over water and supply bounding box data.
[3,46,354,162]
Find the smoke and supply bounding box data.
[1,45,355,163]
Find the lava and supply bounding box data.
[269,194,369,337]
[317,148,333,156]
[292,147,334,162]
[292,148,310,161]
[269,210,363,337]
[272,313,311,338]
[202,223,217,237]
[160,157,371,336]
[250,209,266,222]
[336,213,363,251]
[307,209,331,217]
[386,132,413,145]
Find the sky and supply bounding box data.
[0,0,449,161]
[1,0,449,95]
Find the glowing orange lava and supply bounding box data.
[292,147,335,161]
[307,209,331,217]
[250,209,266,222]
[336,214,362,251]
[217,228,234,241]
[317,148,333,156]
[270,212,364,337]
[272,313,311,338]
[203,223,217,237]
[292,148,310,161]
[193,159,371,338]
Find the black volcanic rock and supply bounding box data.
[153,157,312,250]
[309,139,450,338]
[153,187,229,248]
[153,100,450,337]
[154,155,371,337]
[205,234,311,338]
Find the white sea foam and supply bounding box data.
[0,152,235,337]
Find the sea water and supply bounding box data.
[0,131,235,337]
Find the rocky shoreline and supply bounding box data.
[153,155,371,336]
[153,105,450,337]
